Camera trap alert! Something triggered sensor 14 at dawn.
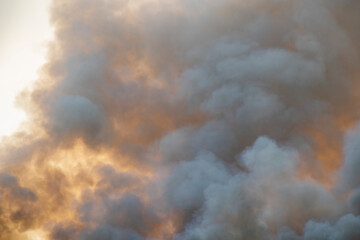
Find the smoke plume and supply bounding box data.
[2,0,360,239]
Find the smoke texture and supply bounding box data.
[2,0,360,239]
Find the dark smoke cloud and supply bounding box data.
[1,0,360,239]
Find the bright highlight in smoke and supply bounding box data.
[0,0,52,137]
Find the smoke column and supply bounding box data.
[1,0,360,239]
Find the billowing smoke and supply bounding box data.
[1,0,360,239]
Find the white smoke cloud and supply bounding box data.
[1,0,360,239]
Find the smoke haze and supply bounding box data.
[2,0,360,239]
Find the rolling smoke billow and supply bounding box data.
[2,0,360,239]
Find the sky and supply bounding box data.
[0,0,52,137]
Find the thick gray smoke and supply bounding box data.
[1,0,360,239]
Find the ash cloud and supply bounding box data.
[1,0,360,239]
